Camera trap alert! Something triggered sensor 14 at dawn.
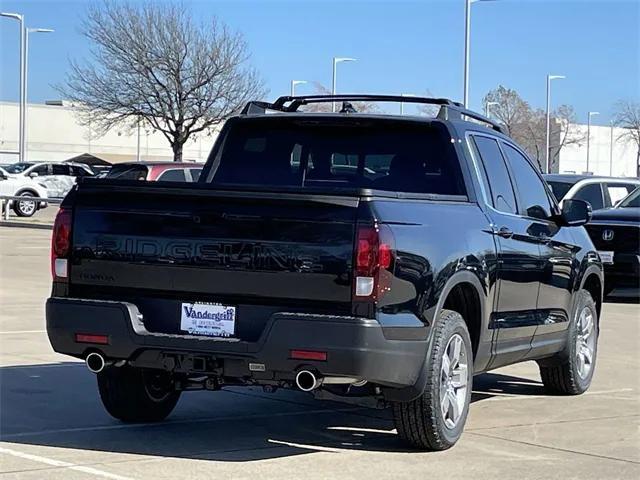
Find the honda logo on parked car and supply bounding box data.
[602,229,615,241]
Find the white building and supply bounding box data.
[0,101,217,164]
[1,101,638,178]
[557,123,638,177]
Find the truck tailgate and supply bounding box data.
[68,182,359,338]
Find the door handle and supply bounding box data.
[495,227,514,239]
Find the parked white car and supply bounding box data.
[544,174,640,211]
[2,161,93,198]
[0,166,49,217]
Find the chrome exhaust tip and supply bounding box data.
[295,370,321,392]
[85,352,107,373]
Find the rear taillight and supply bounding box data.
[51,208,72,281]
[354,224,394,300]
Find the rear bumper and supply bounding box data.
[46,297,429,389]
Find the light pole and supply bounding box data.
[24,27,54,162]
[290,80,307,96]
[609,120,614,176]
[332,57,356,112]
[463,0,497,108]
[484,101,499,117]
[586,111,600,174]
[400,93,416,115]
[545,74,565,174]
[1,12,25,162]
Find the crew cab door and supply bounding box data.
[469,135,543,366]
[500,142,577,356]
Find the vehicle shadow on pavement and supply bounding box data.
[0,362,544,460]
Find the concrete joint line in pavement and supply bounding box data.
[467,431,640,465]
[467,413,640,432]
[0,445,135,480]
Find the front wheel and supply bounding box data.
[13,192,38,217]
[538,290,598,395]
[97,366,181,422]
[392,309,473,451]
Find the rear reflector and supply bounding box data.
[290,350,327,361]
[75,333,109,345]
[54,258,68,278]
[355,276,374,296]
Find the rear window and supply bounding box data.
[205,118,465,195]
[157,169,187,182]
[106,164,149,180]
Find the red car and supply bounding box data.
[105,162,203,182]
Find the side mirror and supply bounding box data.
[561,199,592,226]
[29,172,39,178]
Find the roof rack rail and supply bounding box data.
[240,94,506,134]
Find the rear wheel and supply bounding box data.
[13,192,37,217]
[392,309,473,451]
[97,366,181,422]
[538,290,598,395]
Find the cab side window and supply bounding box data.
[470,136,517,214]
[502,143,553,220]
[574,183,604,211]
[52,164,71,175]
[157,169,187,182]
[31,164,50,176]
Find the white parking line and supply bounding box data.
[0,445,134,480]
[474,388,634,402]
[0,330,46,334]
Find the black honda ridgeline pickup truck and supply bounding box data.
[47,95,603,450]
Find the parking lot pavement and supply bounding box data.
[1,226,639,479]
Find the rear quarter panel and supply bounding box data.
[369,199,498,368]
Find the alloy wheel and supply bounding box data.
[440,333,469,429]
[575,306,596,379]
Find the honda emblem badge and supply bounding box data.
[602,229,614,241]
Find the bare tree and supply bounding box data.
[612,99,640,177]
[58,1,265,161]
[482,86,585,171]
[482,85,531,137]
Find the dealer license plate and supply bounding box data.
[180,302,236,338]
[598,251,614,264]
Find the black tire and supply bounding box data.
[13,191,38,217]
[392,309,473,451]
[97,366,181,422]
[538,290,598,395]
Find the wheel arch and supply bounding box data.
[580,266,603,320]
[15,188,40,198]
[435,271,487,361]
[384,270,490,403]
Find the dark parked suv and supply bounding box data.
[46,95,603,451]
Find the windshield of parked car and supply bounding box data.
[205,118,466,195]
[616,187,640,208]
[106,164,149,180]
[546,180,574,201]
[3,163,34,174]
